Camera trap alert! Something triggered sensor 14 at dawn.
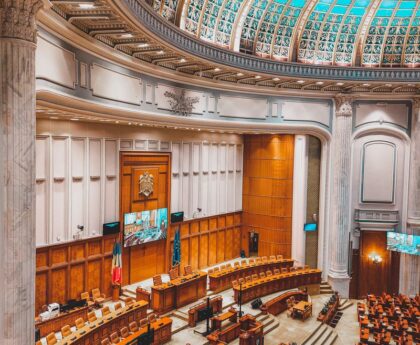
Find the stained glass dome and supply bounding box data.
[150,0,420,67]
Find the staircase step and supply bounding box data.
[316,327,332,345]
[301,323,323,345]
[263,321,279,335]
[327,333,338,345]
[302,323,326,345]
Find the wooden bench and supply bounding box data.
[188,296,223,327]
[260,290,308,316]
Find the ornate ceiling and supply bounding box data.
[153,0,420,67]
[41,0,420,95]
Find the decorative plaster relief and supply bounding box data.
[156,83,206,114]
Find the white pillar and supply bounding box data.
[291,135,308,266]
[328,95,353,297]
[401,97,420,296]
[0,1,43,343]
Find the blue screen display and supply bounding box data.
[304,223,317,231]
[387,232,419,256]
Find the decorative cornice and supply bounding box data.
[0,0,44,42]
[334,94,353,117]
[123,0,420,82]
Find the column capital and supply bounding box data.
[334,94,354,117]
[0,0,44,42]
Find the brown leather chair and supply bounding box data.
[75,317,85,330]
[220,264,226,271]
[81,291,94,307]
[140,318,148,327]
[290,267,296,272]
[256,257,262,264]
[262,256,268,262]
[276,255,283,261]
[208,268,214,274]
[110,332,120,344]
[269,255,276,262]
[213,266,220,272]
[304,265,310,270]
[125,297,135,307]
[46,332,58,345]
[88,311,97,323]
[153,275,162,286]
[259,272,266,279]
[273,268,280,275]
[184,265,193,275]
[252,274,258,281]
[61,325,72,338]
[245,276,252,283]
[101,306,111,317]
[169,267,179,280]
[129,321,139,333]
[234,261,240,268]
[266,270,273,276]
[101,338,111,345]
[114,302,122,312]
[92,288,105,305]
[238,278,245,285]
[120,326,130,338]
[226,263,232,269]
[281,267,288,273]
[231,280,238,287]
[249,258,255,265]
[148,313,157,323]
[241,259,247,266]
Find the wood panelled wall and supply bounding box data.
[36,234,119,315]
[358,231,400,298]
[169,213,242,274]
[242,135,294,257]
[120,152,171,285]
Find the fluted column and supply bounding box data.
[328,95,353,297]
[401,97,420,296]
[1,1,43,344]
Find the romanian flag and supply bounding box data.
[172,227,181,267]
[111,242,122,285]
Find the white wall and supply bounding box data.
[36,119,243,247]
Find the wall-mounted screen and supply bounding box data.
[304,223,317,232]
[387,232,419,256]
[123,208,168,247]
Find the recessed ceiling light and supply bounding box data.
[157,50,164,55]
[237,73,244,76]
[255,75,261,79]
[385,84,392,87]
[138,43,149,48]
[79,3,95,9]
[121,33,133,38]
[214,68,221,72]
[115,121,119,124]
[316,81,324,85]
[179,58,186,63]
[273,77,280,81]
[49,116,59,120]
[336,82,344,86]
[128,122,132,125]
[70,118,79,121]
[363,83,370,87]
[198,129,201,131]
[297,80,305,84]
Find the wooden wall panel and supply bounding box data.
[35,234,118,315]
[119,152,171,285]
[358,231,399,298]
[169,212,242,271]
[242,135,294,258]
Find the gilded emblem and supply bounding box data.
[139,172,154,197]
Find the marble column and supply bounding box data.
[401,97,420,296]
[1,1,43,344]
[328,95,353,297]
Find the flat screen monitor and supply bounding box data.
[304,223,317,232]
[387,231,419,256]
[123,208,168,247]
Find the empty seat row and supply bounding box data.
[207,255,284,274]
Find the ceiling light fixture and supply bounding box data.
[157,50,164,55]
[79,3,95,9]
[297,80,305,84]
[255,75,261,79]
[273,77,280,81]
[138,43,149,48]
[336,82,344,86]
[179,58,186,63]
[363,83,370,87]
[316,81,324,85]
[214,68,221,72]
[237,73,243,76]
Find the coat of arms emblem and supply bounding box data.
[139,172,154,197]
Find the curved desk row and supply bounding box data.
[118,317,172,345]
[233,269,321,303]
[208,258,294,293]
[58,301,148,345]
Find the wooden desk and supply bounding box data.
[188,296,223,327]
[35,306,89,338]
[211,308,237,331]
[118,317,172,345]
[151,271,207,313]
[292,301,312,321]
[233,269,321,303]
[208,259,294,293]
[260,290,308,316]
[58,300,148,345]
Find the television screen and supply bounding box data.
[387,232,420,256]
[123,208,168,247]
[304,223,317,232]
